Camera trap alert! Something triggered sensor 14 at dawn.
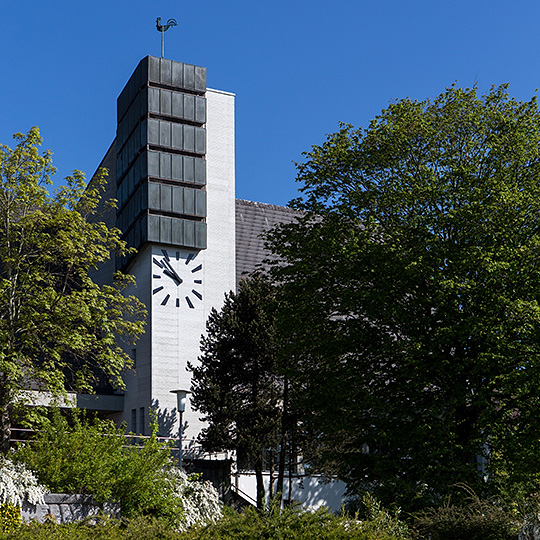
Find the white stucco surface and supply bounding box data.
[234,472,347,512]
[120,88,236,443]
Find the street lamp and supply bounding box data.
[170,389,190,469]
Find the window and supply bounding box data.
[139,407,145,435]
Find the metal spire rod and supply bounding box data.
[156,17,178,58]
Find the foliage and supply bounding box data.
[0,508,407,539]
[0,457,46,506]
[413,487,519,540]
[13,410,223,529]
[0,504,21,534]
[0,127,146,453]
[170,470,222,530]
[266,84,540,507]
[189,275,283,507]
[185,504,409,540]
[13,410,180,522]
[359,493,410,539]
[0,515,180,540]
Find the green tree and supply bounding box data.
[0,127,145,453]
[266,84,540,507]
[189,276,283,508]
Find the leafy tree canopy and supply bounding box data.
[0,127,145,453]
[266,84,540,507]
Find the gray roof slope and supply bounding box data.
[235,199,298,286]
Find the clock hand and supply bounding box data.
[163,268,179,284]
[162,260,183,285]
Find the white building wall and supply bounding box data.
[147,88,236,443]
[121,245,152,432]
[234,473,347,512]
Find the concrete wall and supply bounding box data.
[233,473,347,512]
[21,494,120,524]
[148,88,236,443]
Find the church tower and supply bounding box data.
[100,56,236,444]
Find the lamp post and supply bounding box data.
[170,389,190,469]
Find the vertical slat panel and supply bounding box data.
[194,158,206,185]
[184,156,195,183]
[160,216,172,244]
[184,188,195,216]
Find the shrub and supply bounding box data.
[13,409,181,523]
[0,457,46,507]
[413,486,519,540]
[0,515,181,539]
[0,504,21,534]
[169,470,222,530]
[185,504,409,540]
[12,410,224,530]
[359,493,410,539]
[0,506,411,539]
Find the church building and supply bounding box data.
[81,54,346,510]
[91,55,297,448]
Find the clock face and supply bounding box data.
[152,249,203,309]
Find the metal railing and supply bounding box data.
[8,427,229,462]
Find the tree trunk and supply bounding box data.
[269,448,275,499]
[288,423,295,504]
[254,453,266,509]
[0,381,12,455]
[0,409,10,455]
[275,377,289,505]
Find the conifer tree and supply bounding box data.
[190,276,283,508]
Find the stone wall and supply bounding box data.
[21,493,120,524]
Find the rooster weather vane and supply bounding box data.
[156,17,178,58]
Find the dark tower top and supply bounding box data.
[115,56,208,268]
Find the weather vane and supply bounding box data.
[156,17,178,58]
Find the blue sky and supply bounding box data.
[1,1,539,206]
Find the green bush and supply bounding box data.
[185,504,409,540]
[359,493,410,539]
[0,504,21,534]
[0,517,180,539]
[13,409,182,523]
[0,512,374,539]
[0,506,412,539]
[413,487,519,540]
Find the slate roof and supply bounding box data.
[235,199,299,286]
